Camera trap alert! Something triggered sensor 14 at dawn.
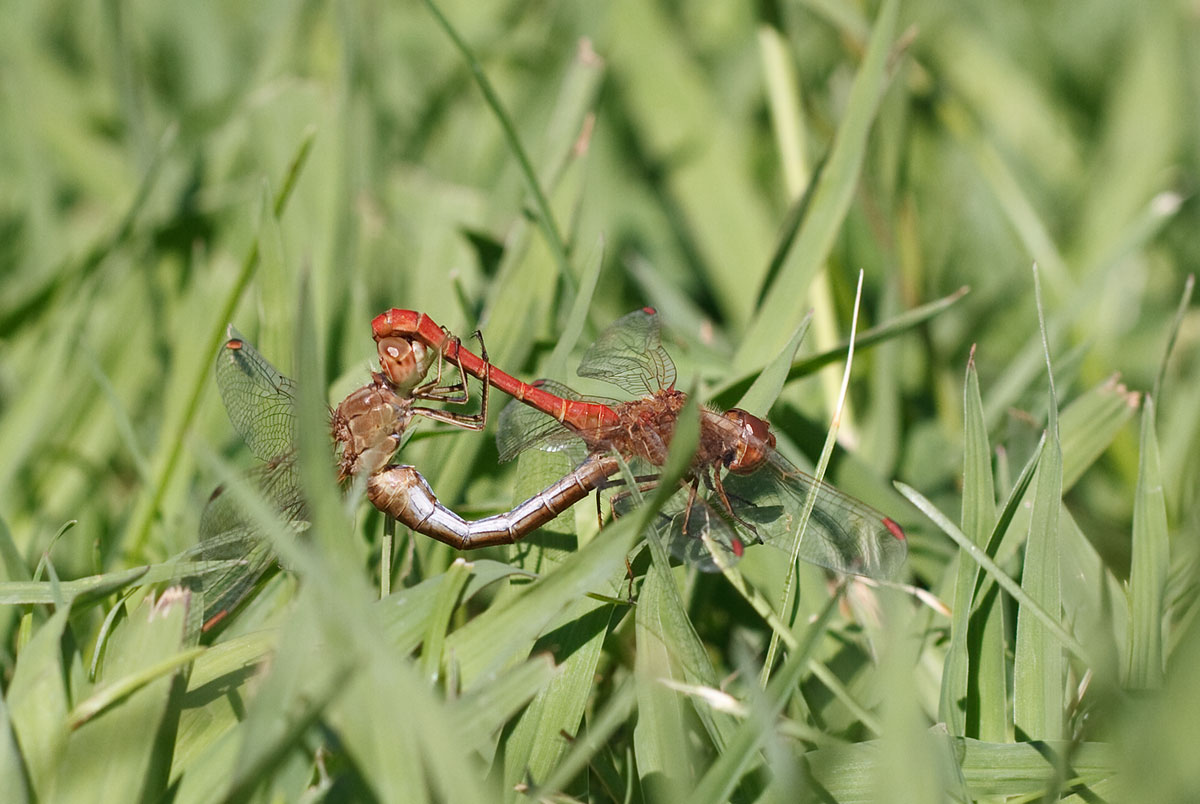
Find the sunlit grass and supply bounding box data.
[1,0,1198,801]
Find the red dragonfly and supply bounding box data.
[197,325,491,631]
[371,308,907,578]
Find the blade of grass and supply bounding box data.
[1059,377,1142,492]
[606,0,775,327]
[736,0,900,369]
[531,676,637,798]
[633,558,696,801]
[125,130,315,559]
[940,346,1005,739]
[501,597,612,794]
[710,285,969,409]
[421,558,472,685]
[450,654,559,758]
[0,690,30,804]
[0,124,176,332]
[690,591,842,804]
[900,481,1090,666]
[546,235,605,375]
[734,313,811,418]
[53,592,192,803]
[420,0,571,290]
[1125,395,1169,689]
[761,271,865,686]
[441,511,641,687]
[976,190,1180,429]
[6,607,71,796]
[1013,265,1064,742]
[1152,273,1194,404]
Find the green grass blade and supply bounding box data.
[1125,395,1169,689]
[53,592,192,803]
[1153,273,1194,404]
[940,347,1004,739]
[710,285,968,409]
[898,481,1089,666]
[1060,378,1141,492]
[378,563,535,654]
[6,607,71,797]
[690,592,841,804]
[1011,435,1064,740]
[606,0,776,327]
[124,131,315,559]
[762,273,865,683]
[633,564,697,801]
[451,654,559,758]
[736,0,900,367]
[1013,269,1065,741]
[734,313,811,417]
[502,597,613,797]
[532,676,637,798]
[442,514,640,687]
[0,516,30,584]
[420,0,570,281]
[0,689,31,804]
[421,558,472,684]
[805,737,1114,799]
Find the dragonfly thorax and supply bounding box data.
[598,389,688,467]
[332,375,414,480]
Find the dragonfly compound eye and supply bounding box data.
[722,408,776,474]
[377,337,429,393]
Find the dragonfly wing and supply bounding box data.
[721,450,907,579]
[577,308,677,395]
[195,434,306,629]
[611,481,745,572]
[495,379,586,462]
[193,517,279,631]
[215,328,299,465]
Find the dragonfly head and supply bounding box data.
[721,408,776,474]
[377,336,436,394]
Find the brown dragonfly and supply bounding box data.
[196,325,606,630]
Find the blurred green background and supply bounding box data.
[1,0,1197,801]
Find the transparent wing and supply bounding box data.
[610,479,746,572]
[719,450,907,580]
[495,379,587,462]
[198,331,309,629]
[577,308,676,395]
[196,452,305,628]
[215,327,298,465]
[191,512,279,630]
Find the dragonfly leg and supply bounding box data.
[679,476,701,535]
[413,330,486,403]
[411,405,486,430]
[708,469,760,537]
[603,473,664,522]
[411,331,490,430]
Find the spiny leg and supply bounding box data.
[709,468,760,537]
[604,473,666,523]
[412,331,489,430]
[679,476,702,536]
[414,329,468,401]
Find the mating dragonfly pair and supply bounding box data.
[195,308,907,630]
